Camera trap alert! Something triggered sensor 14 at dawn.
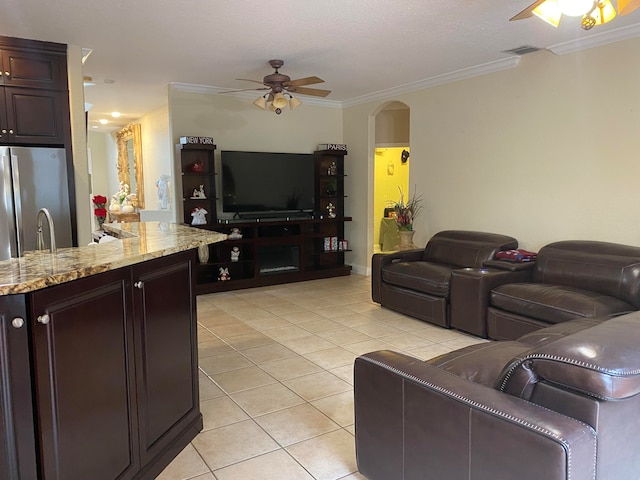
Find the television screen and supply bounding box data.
[221,151,315,217]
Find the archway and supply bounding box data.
[372,101,410,254]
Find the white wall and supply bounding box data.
[139,106,173,217]
[67,44,91,246]
[344,37,640,274]
[168,86,343,222]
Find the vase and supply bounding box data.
[397,230,415,249]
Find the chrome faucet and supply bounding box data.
[36,208,57,254]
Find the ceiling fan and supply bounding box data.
[220,59,331,114]
[510,0,640,30]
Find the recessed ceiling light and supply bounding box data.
[111,112,121,118]
[99,119,109,125]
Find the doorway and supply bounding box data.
[373,102,410,253]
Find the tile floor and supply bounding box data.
[157,274,486,480]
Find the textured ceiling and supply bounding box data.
[1,0,639,130]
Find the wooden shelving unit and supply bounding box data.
[180,145,352,294]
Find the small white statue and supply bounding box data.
[156,175,171,210]
[326,202,336,218]
[109,198,120,212]
[191,207,208,225]
[191,185,206,199]
[231,246,240,262]
[228,228,243,239]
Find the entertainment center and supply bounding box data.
[177,143,351,294]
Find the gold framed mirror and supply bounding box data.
[116,123,145,208]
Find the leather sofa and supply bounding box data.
[371,230,518,329]
[487,240,640,340]
[354,311,640,480]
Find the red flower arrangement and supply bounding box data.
[92,194,108,228]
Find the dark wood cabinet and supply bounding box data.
[30,269,139,480]
[131,253,201,475]
[0,46,67,90]
[0,35,70,147]
[177,143,218,227]
[0,295,38,480]
[0,87,68,144]
[196,218,351,294]
[0,250,201,480]
[190,147,352,293]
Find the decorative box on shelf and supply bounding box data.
[317,143,347,152]
[180,136,215,145]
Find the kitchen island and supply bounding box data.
[0,222,226,480]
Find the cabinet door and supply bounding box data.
[131,250,201,467]
[0,295,37,480]
[30,269,140,480]
[0,49,67,89]
[3,87,67,144]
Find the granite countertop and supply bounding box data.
[0,222,227,295]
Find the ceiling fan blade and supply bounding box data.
[236,78,267,85]
[285,76,325,87]
[510,0,546,20]
[289,86,331,97]
[218,87,270,94]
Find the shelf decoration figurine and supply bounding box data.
[218,267,230,281]
[191,206,208,225]
[327,161,337,175]
[191,185,206,199]
[190,161,204,172]
[228,228,243,239]
[231,246,240,262]
[326,202,336,218]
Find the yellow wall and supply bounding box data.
[373,147,409,249]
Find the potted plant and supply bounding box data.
[393,186,423,248]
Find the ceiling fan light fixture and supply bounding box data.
[289,95,302,110]
[272,93,288,109]
[618,0,640,15]
[253,95,268,110]
[532,0,562,26]
[557,0,595,15]
[590,0,617,24]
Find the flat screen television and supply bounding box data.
[221,150,315,218]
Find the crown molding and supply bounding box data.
[547,22,640,55]
[341,57,521,108]
[169,82,342,108]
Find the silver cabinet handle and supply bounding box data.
[134,281,144,289]
[37,314,50,325]
[11,317,24,328]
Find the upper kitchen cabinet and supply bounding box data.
[0,36,70,146]
[0,37,68,90]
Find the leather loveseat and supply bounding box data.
[372,230,518,328]
[354,311,640,480]
[487,240,640,340]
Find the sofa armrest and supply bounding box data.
[354,350,596,480]
[450,267,533,337]
[371,249,424,302]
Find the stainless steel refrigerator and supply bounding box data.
[1,146,74,261]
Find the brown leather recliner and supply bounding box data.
[372,230,518,328]
[354,312,640,480]
[487,240,640,340]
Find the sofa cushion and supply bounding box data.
[423,231,518,268]
[533,240,640,309]
[500,312,640,401]
[516,316,609,348]
[381,261,455,297]
[428,341,531,388]
[490,283,635,324]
